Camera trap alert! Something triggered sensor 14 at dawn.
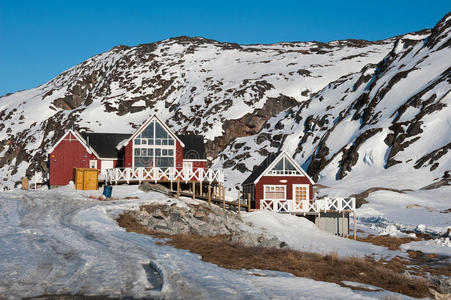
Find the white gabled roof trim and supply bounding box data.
[119,114,185,149]
[253,151,315,185]
[48,129,101,159]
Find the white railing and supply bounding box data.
[260,197,356,213]
[105,167,224,184]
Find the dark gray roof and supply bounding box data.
[242,152,281,185]
[81,133,131,159]
[177,135,206,160]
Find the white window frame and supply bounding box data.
[89,160,98,169]
[267,157,301,176]
[263,184,286,200]
[132,119,176,169]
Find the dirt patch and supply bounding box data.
[117,212,433,298]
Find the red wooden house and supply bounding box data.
[242,151,314,210]
[48,115,207,187]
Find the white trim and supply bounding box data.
[120,114,185,149]
[292,184,310,202]
[48,129,101,158]
[263,184,287,200]
[253,151,314,185]
[89,160,98,169]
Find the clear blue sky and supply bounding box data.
[0,0,449,95]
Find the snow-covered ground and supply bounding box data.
[0,185,426,299]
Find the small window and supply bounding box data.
[134,138,141,145]
[142,139,147,145]
[155,149,161,156]
[162,139,168,145]
[134,149,140,156]
[148,149,154,156]
[168,149,173,156]
[89,160,98,169]
[162,149,167,156]
[155,139,161,145]
[141,149,148,156]
[168,139,174,145]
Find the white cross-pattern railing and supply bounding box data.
[105,167,224,184]
[260,197,356,213]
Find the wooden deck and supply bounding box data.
[105,167,224,184]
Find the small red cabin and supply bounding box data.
[242,151,314,209]
[48,115,207,187]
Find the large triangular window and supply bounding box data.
[133,119,175,169]
[268,156,301,175]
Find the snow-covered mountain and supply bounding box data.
[0,13,449,191]
[215,13,451,193]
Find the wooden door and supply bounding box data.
[293,184,309,209]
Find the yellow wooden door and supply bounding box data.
[74,168,84,190]
[83,169,98,190]
[293,184,309,209]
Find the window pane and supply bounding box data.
[155,149,161,156]
[135,156,153,168]
[155,157,173,169]
[162,139,168,145]
[162,149,167,156]
[168,149,173,156]
[265,185,285,199]
[142,139,147,145]
[134,138,141,145]
[155,122,168,139]
[284,158,297,171]
[148,149,154,156]
[155,139,161,145]
[141,149,148,156]
[134,148,140,156]
[141,121,154,138]
[272,159,284,171]
[168,139,174,145]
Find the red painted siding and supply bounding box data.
[176,141,184,169]
[49,132,99,186]
[192,160,207,170]
[254,175,313,209]
[124,142,133,168]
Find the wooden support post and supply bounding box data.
[317,213,321,228]
[237,191,241,215]
[353,212,357,240]
[176,179,180,199]
[170,180,173,191]
[200,181,203,196]
[208,185,211,206]
[192,182,196,200]
[342,210,345,237]
[247,193,251,212]
[222,185,225,210]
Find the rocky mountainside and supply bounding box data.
[0,14,448,191]
[0,32,407,189]
[214,13,451,193]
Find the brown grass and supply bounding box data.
[117,212,433,298]
[355,234,421,250]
